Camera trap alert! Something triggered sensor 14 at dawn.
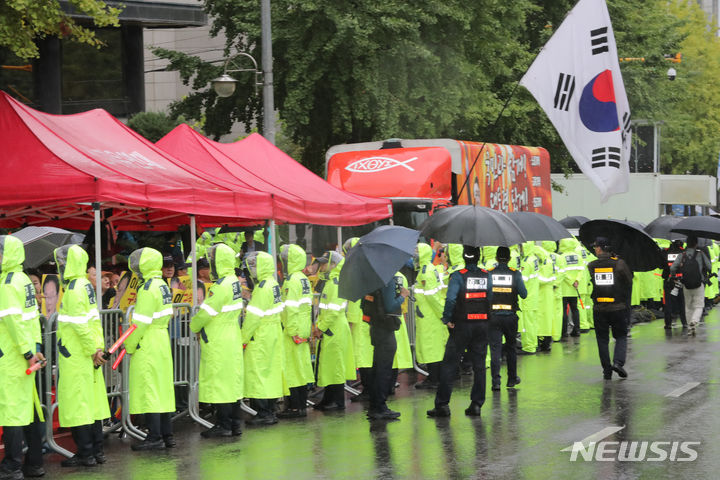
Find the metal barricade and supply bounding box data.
[99,309,124,435]
[42,313,73,458]
[119,306,146,441]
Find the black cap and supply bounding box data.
[592,237,610,248]
[496,246,511,262]
[314,251,330,264]
[197,258,210,269]
[463,245,480,263]
[162,255,174,268]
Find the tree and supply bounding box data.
[0,0,121,60]
[155,0,720,178]
[126,111,186,143]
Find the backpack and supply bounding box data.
[679,251,703,289]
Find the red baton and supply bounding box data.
[111,349,126,370]
[108,324,138,354]
[25,362,43,375]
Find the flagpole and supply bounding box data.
[456,77,525,202]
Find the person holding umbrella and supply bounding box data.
[662,239,688,329]
[361,274,409,420]
[588,237,633,380]
[670,235,711,335]
[427,245,491,418]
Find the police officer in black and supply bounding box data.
[488,246,527,391]
[588,237,633,379]
[362,276,409,420]
[427,245,490,418]
[662,240,687,329]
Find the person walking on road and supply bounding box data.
[670,235,711,335]
[427,246,491,418]
[588,237,633,380]
[488,246,527,391]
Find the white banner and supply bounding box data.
[520,0,630,202]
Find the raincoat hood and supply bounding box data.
[558,238,579,253]
[416,243,433,268]
[482,246,497,261]
[54,244,88,285]
[245,251,274,282]
[541,241,557,253]
[0,235,24,275]
[281,244,308,276]
[342,237,359,255]
[128,247,163,284]
[447,244,465,269]
[521,241,535,257]
[318,250,344,280]
[207,243,235,280]
[655,238,671,249]
[199,231,213,244]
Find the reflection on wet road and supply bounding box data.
[46,311,720,479]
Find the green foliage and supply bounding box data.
[155,0,720,178]
[0,0,122,60]
[126,111,186,143]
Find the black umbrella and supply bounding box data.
[578,219,664,272]
[418,205,526,247]
[644,216,686,241]
[559,216,590,229]
[670,216,720,240]
[506,212,572,241]
[11,226,86,268]
[338,225,420,302]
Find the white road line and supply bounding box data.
[560,425,625,451]
[666,382,701,398]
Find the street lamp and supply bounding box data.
[210,52,262,98]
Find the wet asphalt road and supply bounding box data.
[42,309,720,480]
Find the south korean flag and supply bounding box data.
[520,0,630,202]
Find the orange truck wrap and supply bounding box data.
[326,139,552,217]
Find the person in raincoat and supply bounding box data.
[541,241,564,341]
[243,251,284,425]
[576,240,595,330]
[557,238,585,338]
[312,251,355,410]
[534,245,555,352]
[0,236,46,479]
[54,245,110,467]
[277,244,314,419]
[124,247,176,451]
[392,271,413,391]
[441,244,465,284]
[342,238,373,402]
[412,243,447,389]
[190,243,244,437]
[517,241,539,355]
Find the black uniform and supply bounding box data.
[488,263,527,388]
[588,252,633,378]
[432,262,491,412]
[361,277,404,418]
[662,245,687,328]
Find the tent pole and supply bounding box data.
[190,215,198,307]
[93,203,102,299]
[269,219,277,279]
[337,227,342,250]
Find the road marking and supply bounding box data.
[561,425,625,451]
[666,382,701,398]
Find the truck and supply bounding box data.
[325,138,553,233]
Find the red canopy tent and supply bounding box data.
[156,124,392,226]
[0,91,273,231]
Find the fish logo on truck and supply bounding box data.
[344,156,418,173]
